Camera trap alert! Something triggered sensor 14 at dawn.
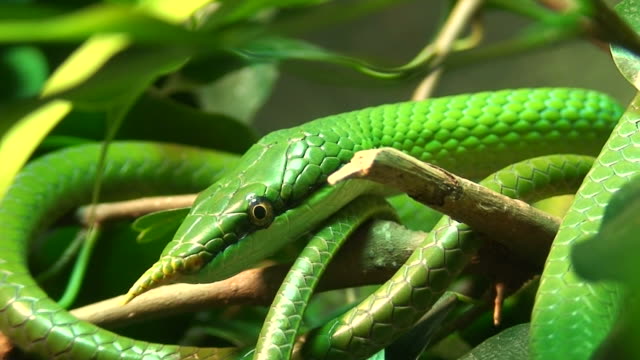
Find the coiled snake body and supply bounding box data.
[0,88,632,359]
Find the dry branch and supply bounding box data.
[77,194,197,225]
[328,147,560,266]
[71,220,423,328]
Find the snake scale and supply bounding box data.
[0,88,629,359]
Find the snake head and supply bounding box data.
[123,142,291,303]
[124,128,357,303]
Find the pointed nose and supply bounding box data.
[123,252,207,303]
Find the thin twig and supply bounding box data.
[70,220,424,328]
[76,194,197,225]
[493,282,505,326]
[412,69,444,101]
[0,332,12,360]
[412,0,485,100]
[328,148,560,266]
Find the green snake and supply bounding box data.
[0,88,630,359]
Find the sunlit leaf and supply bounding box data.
[0,100,72,200]
[138,0,214,24]
[458,323,529,360]
[42,34,131,96]
[40,0,220,96]
[0,4,212,45]
[58,47,190,108]
[0,48,190,199]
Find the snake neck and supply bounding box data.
[271,88,622,204]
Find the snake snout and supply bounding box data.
[123,254,205,304]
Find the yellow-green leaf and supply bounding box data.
[0,100,72,200]
[42,34,131,97]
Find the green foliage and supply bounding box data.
[571,175,640,359]
[458,323,529,360]
[133,207,190,244]
[572,173,640,284]
[611,0,640,91]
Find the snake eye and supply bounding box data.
[248,196,274,228]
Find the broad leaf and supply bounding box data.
[572,175,640,283]
[611,0,640,91]
[0,4,211,45]
[232,36,416,79]
[0,100,72,200]
[41,0,216,96]
[196,63,279,125]
[0,45,48,99]
[132,207,190,244]
[458,323,529,360]
[49,93,257,154]
[572,178,640,360]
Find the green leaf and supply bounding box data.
[458,323,529,360]
[571,175,640,284]
[195,63,278,125]
[121,93,258,153]
[0,4,63,20]
[132,207,190,244]
[137,0,214,24]
[387,194,442,232]
[0,4,211,45]
[48,93,257,154]
[0,45,49,99]
[232,36,416,79]
[0,99,72,200]
[570,174,640,360]
[41,34,132,97]
[606,0,640,92]
[40,0,218,97]
[58,46,191,108]
[366,349,385,360]
[0,46,193,200]
[611,0,640,91]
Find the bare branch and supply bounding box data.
[328,147,560,267]
[77,194,197,225]
[0,332,12,360]
[70,220,423,328]
[412,0,485,100]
